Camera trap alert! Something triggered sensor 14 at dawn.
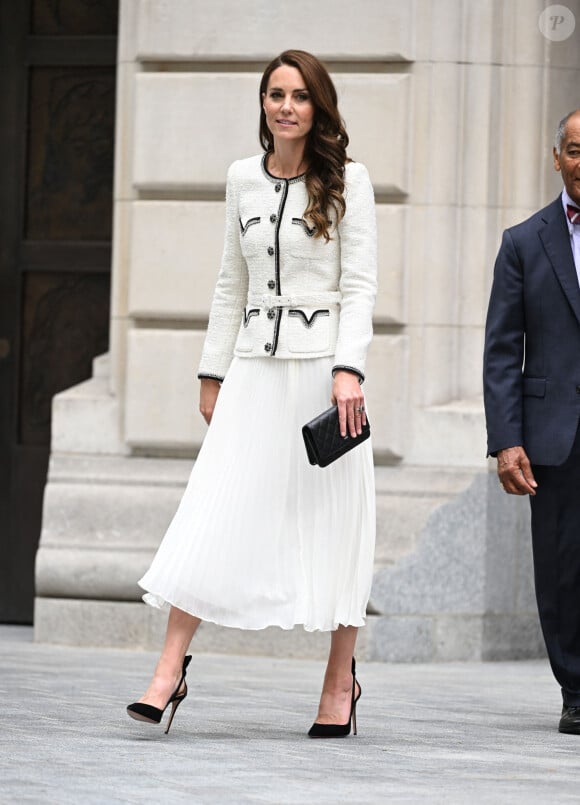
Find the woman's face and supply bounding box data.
[262,65,314,147]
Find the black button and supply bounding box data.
[264,342,272,353]
[267,280,275,289]
[275,183,281,192]
[267,246,274,256]
[267,309,275,319]
[576,385,580,394]
[270,214,277,223]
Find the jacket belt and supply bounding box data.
[248,292,342,308]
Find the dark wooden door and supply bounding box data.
[0,0,118,622]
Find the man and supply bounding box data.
[484,109,580,734]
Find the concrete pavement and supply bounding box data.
[1,625,579,804]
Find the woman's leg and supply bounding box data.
[137,606,201,708]
[313,625,359,724]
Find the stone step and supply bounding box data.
[39,456,479,593]
[374,465,478,567]
[92,351,110,378]
[34,453,544,662]
[33,596,544,663]
[51,375,127,456]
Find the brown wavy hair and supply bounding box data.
[259,50,349,241]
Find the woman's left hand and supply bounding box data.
[331,370,366,438]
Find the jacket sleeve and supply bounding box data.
[197,162,248,381]
[483,228,525,456]
[332,162,377,382]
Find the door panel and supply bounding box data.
[26,66,115,241]
[0,0,117,622]
[19,272,111,446]
[3,446,49,623]
[31,0,118,35]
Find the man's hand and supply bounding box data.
[497,446,538,496]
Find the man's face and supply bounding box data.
[554,112,580,208]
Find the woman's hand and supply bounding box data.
[199,378,221,425]
[331,370,366,438]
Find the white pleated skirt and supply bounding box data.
[138,356,376,632]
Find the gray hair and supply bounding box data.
[555,110,580,153]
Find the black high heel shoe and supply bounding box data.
[127,655,192,734]
[308,656,361,738]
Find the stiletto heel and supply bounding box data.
[308,656,361,738]
[127,654,192,734]
[163,695,184,735]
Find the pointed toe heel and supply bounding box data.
[308,657,361,739]
[127,654,192,735]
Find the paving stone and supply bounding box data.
[0,626,577,804]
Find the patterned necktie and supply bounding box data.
[567,205,580,225]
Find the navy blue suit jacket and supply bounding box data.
[484,196,580,466]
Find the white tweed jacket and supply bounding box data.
[197,154,377,382]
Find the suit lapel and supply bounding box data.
[539,198,580,326]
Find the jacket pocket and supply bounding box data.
[239,216,264,261]
[236,307,260,352]
[522,377,546,397]
[286,308,330,353]
[239,216,261,235]
[242,308,260,327]
[291,217,316,237]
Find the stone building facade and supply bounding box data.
[34,0,580,660]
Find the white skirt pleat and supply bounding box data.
[138,356,376,632]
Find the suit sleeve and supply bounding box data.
[483,229,525,456]
[332,162,378,382]
[197,162,249,381]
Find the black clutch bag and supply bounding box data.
[302,405,370,468]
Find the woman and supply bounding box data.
[127,50,377,738]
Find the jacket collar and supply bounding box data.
[539,195,580,326]
[261,153,307,185]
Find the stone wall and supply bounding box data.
[34,0,580,659]
[108,0,580,467]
